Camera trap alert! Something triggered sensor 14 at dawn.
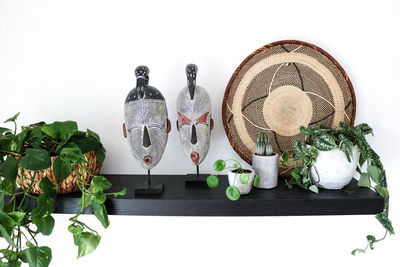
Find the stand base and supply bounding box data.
[135,183,164,196]
[185,174,208,188]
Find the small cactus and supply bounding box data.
[255,133,273,156]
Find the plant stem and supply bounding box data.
[0,150,21,156]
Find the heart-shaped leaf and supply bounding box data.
[0,157,18,182]
[19,246,52,267]
[20,148,51,171]
[91,176,112,190]
[77,232,101,258]
[53,157,71,184]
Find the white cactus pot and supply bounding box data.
[228,169,255,195]
[310,146,360,189]
[252,153,278,189]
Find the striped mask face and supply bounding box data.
[125,99,169,170]
[177,85,213,166]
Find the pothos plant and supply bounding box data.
[280,122,394,254]
[0,113,126,267]
[206,159,259,201]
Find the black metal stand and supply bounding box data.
[185,165,208,188]
[135,170,164,196]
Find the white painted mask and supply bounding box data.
[124,66,171,170]
[176,64,213,166]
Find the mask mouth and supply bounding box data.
[143,156,152,164]
[190,152,199,165]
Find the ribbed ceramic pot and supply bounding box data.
[228,169,255,195]
[252,153,278,189]
[310,146,359,189]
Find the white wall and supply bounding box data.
[0,0,399,266]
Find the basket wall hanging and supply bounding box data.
[222,40,356,176]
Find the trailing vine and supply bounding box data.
[0,113,126,266]
[280,122,394,254]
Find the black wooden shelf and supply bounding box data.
[49,174,384,216]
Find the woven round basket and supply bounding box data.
[16,151,102,194]
[222,40,356,177]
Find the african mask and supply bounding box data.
[177,64,213,166]
[123,66,171,170]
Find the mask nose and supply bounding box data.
[143,126,151,148]
[191,124,197,145]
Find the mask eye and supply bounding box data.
[196,112,209,124]
[178,113,191,125]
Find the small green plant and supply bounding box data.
[280,122,394,254]
[206,159,259,201]
[255,133,273,156]
[0,113,126,266]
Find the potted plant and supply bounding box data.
[252,133,278,189]
[0,113,126,266]
[206,159,259,201]
[280,122,394,254]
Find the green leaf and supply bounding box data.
[308,147,318,160]
[0,157,18,182]
[253,175,260,187]
[376,212,394,234]
[94,148,106,164]
[375,185,389,198]
[309,185,319,193]
[355,123,373,135]
[0,127,12,136]
[367,165,380,184]
[77,232,101,258]
[0,211,22,227]
[41,121,77,142]
[358,173,370,188]
[20,148,51,171]
[313,133,336,151]
[213,160,226,172]
[351,248,365,255]
[279,151,289,164]
[92,201,110,229]
[366,235,376,243]
[291,169,300,180]
[0,224,17,248]
[0,249,20,264]
[7,212,26,225]
[3,113,20,123]
[39,177,57,199]
[239,173,249,184]
[293,140,307,155]
[94,191,106,204]
[111,187,127,198]
[53,157,71,184]
[206,175,219,189]
[338,134,353,162]
[225,186,240,201]
[32,194,54,218]
[10,129,28,153]
[299,126,312,136]
[91,176,112,190]
[31,214,55,236]
[68,224,83,246]
[19,246,52,267]
[60,147,86,164]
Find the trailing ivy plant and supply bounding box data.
[206,159,259,201]
[280,122,394,254]
[0,113,126,266]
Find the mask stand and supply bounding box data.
[185,164,208,188]
[135,170,164,196]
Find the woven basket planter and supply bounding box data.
[16,151,102,194]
